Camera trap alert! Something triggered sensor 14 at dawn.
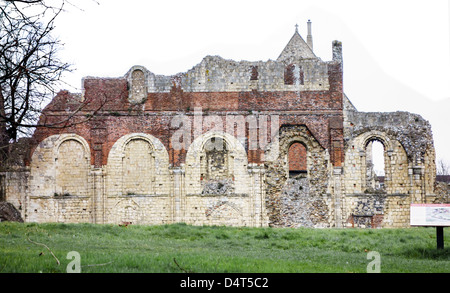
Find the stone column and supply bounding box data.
[359,149,366,193]
[333,167,343,227]
[172,166,185,223]
[91,168,105,224]
[249,164,267,227]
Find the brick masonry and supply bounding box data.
[289,142,307,172]
[2,23,438,228]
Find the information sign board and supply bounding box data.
[410,204,450,226]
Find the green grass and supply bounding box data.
[0,222,449,273]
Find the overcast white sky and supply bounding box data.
[49,0,450,166]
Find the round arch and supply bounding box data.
[185,130,248,164]
[52,133,91,162]
[344,130,410,195]
[358,130,394,153]
[106,133,170,196]
[29,134,91,198]
[288,141,308,176]
[107,133,169,164]
[185,130,250,195]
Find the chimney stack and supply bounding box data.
[307,19,313,51]
[332,40,343,70]
[332,40,343,62]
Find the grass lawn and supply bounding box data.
[0,222,449,273]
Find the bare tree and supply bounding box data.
[437,159,450,176]
[1,1,69,139]
[0,0,104,164]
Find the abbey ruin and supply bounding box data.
[0,21,438,228]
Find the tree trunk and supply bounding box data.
[0,87,10,164]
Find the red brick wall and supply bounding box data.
[29,62,344,168]
[288,142,307,171]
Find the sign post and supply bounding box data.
[410,204,450,249]
[436,226,444,249]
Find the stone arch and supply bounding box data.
[206,201,243,226]
[106,133,170,196]
[185,131,250,195]
[359,131,393,152]
[360,131,392,192]
[112,198,142,225]
[265,125,326,188]
[201,136,230,179]
[344,130,409,195]
[53,134,91,160]
[30,134,91,197]
[277,125,325,180]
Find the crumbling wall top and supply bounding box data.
[345,110,434,161]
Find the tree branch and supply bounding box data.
[26,234,61,266]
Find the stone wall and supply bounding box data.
[278,177,330,228]
[342,109,436,227]
[1,26,437,229]
[433,180,450,204]
[125,56,331,94]
[106,195,172,225]
[264,125,333,228]
[0,169,28,218]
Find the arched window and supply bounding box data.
[288,142,307,177]
[371,140,385,176]
[365,140,385,191]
